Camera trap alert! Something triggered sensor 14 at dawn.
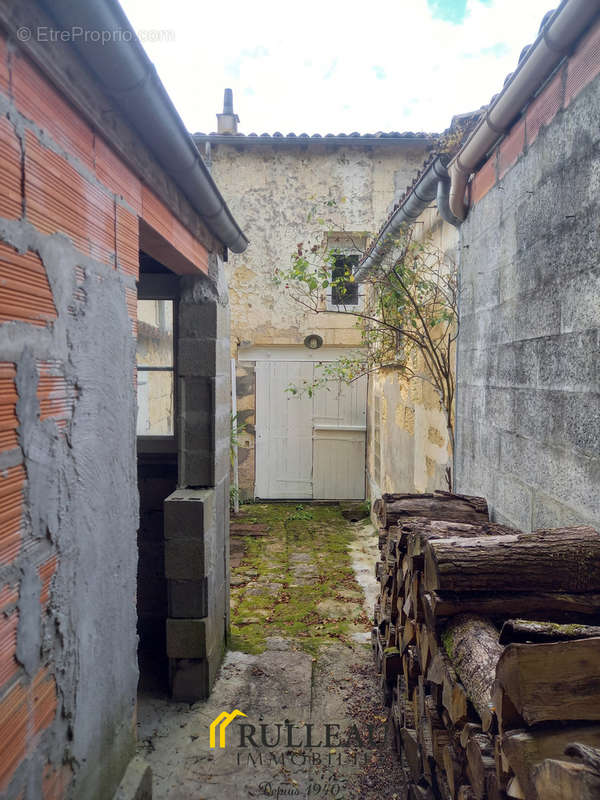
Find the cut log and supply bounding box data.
[506,775,525,799]
[465,733,495,800]
[501,725,600,799]
[459,723,482,750]
[532,759,600,800]
[406,520,516,558]
[381,495,489,528]
[424,526,600,593]
[564,741,600,774]
[424,590,600,623]
[443,614,503,731]
[495,637,600,725]
[442,741,464,800]
[499,618,600,645]
[401,727,423,783]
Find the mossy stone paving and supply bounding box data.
[229,503,372,656]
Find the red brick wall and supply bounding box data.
[0,28,210,797]
[469,17,600,206]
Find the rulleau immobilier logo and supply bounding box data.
[209,709,247,748]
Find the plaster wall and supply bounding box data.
[203,140,431,496]
[366,210,458,498]
[455,33,600,531]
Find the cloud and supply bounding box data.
[119,0,553,135]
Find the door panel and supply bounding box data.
[255,361,313,498]
[313,428,366,499]
[255,361,366,500]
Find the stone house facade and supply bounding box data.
[195,105,434,501]
[0,1,245,797]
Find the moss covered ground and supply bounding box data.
[229,503,371,656]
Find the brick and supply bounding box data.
[0,464,25,565]
[141,186,208,274]
[0,603,18,688]
[0,680,27,792]
[13,52,94,170]
[498,117,525,180]
[37,556,57,606]
[37,361,76,431]
[526,69,563,146]
[166,618,208,658]
[42,761,72,800]
[0,34,9,96]
[0,363,18,453]
[32,667,57,735]
[0,117,22,220]
[116,205,139,278]
[25,131,115,265]
[469,153,496,206]
[0,243,57,327]
[95,136,142,214]
[565,18,600,108]
[125,287,137,338]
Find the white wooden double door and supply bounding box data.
[255,361,367,499]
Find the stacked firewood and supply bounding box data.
[372,491,600,800]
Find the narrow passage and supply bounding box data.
[137,503,405,799]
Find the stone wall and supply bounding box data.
[455,22,600,530]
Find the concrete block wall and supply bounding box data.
[164,275,231,701]
[455,20,600,531]
[0,18,214,799]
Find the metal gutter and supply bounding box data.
[355,157,458,281]
[448,0,600,221]
[42,0,248,254]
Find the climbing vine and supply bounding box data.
[274,200,458,484]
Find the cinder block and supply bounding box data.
[169,649,223,702]
[166,618,208,658]
[178,448,213,487]
[164,489,214,539]
[165,538,209,579]
[178,336,230,377]
[168,579,208,618]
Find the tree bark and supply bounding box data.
[443,614,503,731]
[424,526,600,593]
[424,590,600,623]
[499,619,600,645]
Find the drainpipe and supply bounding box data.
[448,0,600,221]
[43,0,248,254]
[355,157,459,280]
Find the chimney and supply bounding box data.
[216,88,239,134]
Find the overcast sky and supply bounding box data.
[119,0,553,136]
